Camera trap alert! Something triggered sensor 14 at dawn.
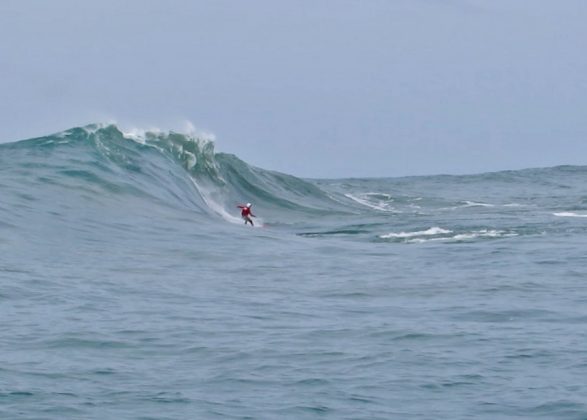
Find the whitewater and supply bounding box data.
[1,124,587,419]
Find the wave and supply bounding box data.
[0,124,342,228]
[2,123,587,238]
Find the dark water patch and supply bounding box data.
[0,266,34,274]
[52,392,79,398]
[348,394,379,405]
[420,378,481,390]
[92,368,117,375]
[182,345,210,354]
[15,192,37,202]
[366,330,466,343]
[0,391,35,399]
[503,348,555,360]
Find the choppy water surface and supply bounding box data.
[1,125,586,419]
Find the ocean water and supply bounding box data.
[1,124,587,419]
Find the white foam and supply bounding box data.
[379,227,452,239]
[345,193,395,212]
[553,212,587,218]
[462,201,495,207]
[381,227,518,243]
[181,121,216,141]
[119,120,216,144]
[120,127,155,143]
[453,230,515,240]
[406,229,517,243]
[81,123,109,135]
[406,237,451,244]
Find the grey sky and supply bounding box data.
[1,0,586,178]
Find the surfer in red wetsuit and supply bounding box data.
[237,203,256,226]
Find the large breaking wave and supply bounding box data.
[0,124,342,229]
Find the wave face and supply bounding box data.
[0,124,343,236]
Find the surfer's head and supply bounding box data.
[246,203,251,208]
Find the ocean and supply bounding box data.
[1,124,586,419]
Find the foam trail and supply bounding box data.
[191,179,265,228]
[189,179,238,222]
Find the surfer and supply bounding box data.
[237,203,256,226]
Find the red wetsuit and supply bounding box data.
[238,206,252,217]
[237,205,255,225]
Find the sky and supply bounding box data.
[1,0,586,178]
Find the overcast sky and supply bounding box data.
[1,0,586,178]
